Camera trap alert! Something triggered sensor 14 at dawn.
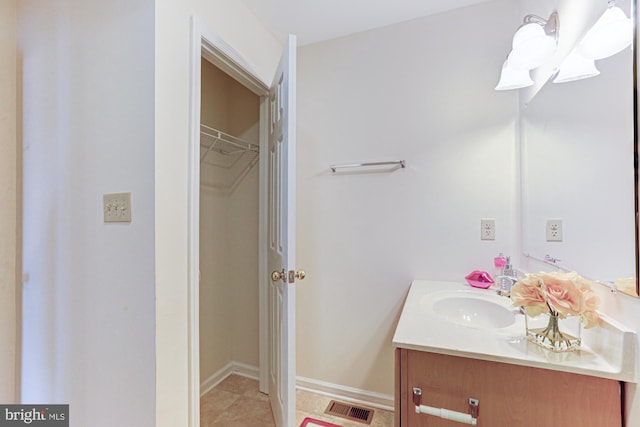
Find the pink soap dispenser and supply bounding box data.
[494,253,507,287]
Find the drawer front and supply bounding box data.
[399,350,621,427]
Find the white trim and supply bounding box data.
[198,17,269,97]
[200,362,260,396]
[200,369,394,413]
[296,376,395,412]
[258,97,269,394]
[188,16,203,427]
[188,15,271,427]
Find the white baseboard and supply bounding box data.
[296,376,395,412]
[200,361,260,396]
[202,367,395,412]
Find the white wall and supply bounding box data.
[15,0,640,424]
[18,1,156,426]
[154,1,281,424]
[296,0,520,397]
[0,0,18,403]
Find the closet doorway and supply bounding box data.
[188,22,298,427]
[198,58,262,395]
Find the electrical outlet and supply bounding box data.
[104,192,132,223]
[481,219,495,240]
[546,219,562,242]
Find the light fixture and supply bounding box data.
[509,13,559,69]
[495,60,534,90]
[553,50,600,83]
[495,12,559,91]
[553,2,632,83]
[578,4,633,60]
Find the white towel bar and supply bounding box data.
[415,405,477,425]
[330,160,406,172]
[413,387,479,425]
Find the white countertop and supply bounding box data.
[392,280,637,383]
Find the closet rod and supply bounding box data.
[200,124,259,153]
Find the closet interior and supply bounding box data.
[199,58,261,395]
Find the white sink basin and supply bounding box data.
[431,294,516,329]
[393,280,638,383]
[421,289,517,330]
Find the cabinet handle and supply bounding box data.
[412,387,479,426]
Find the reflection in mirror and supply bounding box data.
[519,0,639,297]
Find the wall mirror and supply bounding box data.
[519,0,639,297]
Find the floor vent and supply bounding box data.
[324,400,374,425]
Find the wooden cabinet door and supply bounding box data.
[397,349,621,427]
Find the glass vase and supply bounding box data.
[525,312,582,352]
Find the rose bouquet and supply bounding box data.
[510,271,601,351]
[510,271,601,329]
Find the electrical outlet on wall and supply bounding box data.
[546,219,562,242]
[104,192,132,223]
[481,218,495,240]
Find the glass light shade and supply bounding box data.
[578,6,633,60]
[553,50,600,83]
[512,23,546,49]
[509,23,557,70]
[495,60,534,90]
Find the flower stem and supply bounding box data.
[540,313,567,341]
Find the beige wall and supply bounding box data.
[155,1,281,424]
[199,60,260,383]
[0,0,18,403]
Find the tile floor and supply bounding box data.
[200,374,394,427]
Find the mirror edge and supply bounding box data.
[634,0,640,297]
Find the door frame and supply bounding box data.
[187,16,270,427]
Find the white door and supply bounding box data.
[268,34,298,427]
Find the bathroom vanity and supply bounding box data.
[393,280,636,427]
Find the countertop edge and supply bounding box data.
[392,280,637,384]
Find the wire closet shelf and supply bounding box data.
[200,123,259,193]
[200,124,259,160]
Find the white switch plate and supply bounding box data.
[481,218,495,240]
[546,219,562,242]
[104,192,132,223]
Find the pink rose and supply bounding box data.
[541,274,584,317]
[581,288,600,311]
[576,279,601,312]
[511,271,601,328]
[510,280,548,317]
[581,310,601,329]
[519,272,545,288]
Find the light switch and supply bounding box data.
[104,192,132,223]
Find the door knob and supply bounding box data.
[287,269,306,283]
[271,269,306,283]
[271,269,286,282]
